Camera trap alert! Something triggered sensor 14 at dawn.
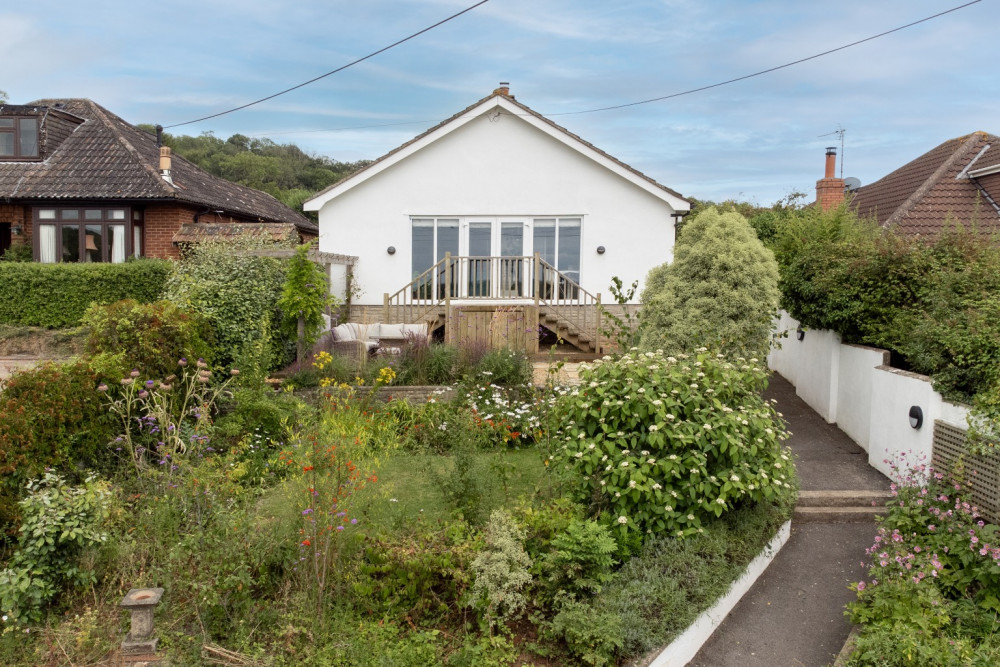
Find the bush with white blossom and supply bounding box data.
[550,348,793,538]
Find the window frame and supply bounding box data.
[32,206,134,263]
[0,117,40,160]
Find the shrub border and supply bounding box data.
[640,520,792,666]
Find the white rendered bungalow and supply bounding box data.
[304,85,689,353]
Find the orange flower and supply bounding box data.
[303,466,314,472]
[301,539,311,547]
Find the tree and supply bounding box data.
[637,207,780,357]
[277,245,333,363]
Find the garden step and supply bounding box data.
[793,506,885,523]
[797,489,893,507]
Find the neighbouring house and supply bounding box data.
[0,98,316,262]
[304,85,690,353]
[848,131,1000,234]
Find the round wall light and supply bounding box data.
[387,246,396,255]
[796,326,805,341]
[908,405,923,430]
[596,245,606,254]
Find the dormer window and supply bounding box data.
[0,117,39,159]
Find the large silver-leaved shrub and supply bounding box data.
[470,510,533,628]
[638,207,780,358]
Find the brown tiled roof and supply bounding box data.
[851,131,1000,235]
[173,222,300,243]
[0,98,315,233]
[308,91,688,205]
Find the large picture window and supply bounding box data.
[34,207,133,263]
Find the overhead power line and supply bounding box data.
[545,0,982,117]
[163,0,491,129]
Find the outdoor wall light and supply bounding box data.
[908,405,924,430]
[796,326,805,341]
[387,246,396,255]
[596,245,606,254]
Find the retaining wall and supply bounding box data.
[769,312,969,478]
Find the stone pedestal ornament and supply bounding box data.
[120,587,164,657]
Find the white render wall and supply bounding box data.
[769,312,970,477]
[313,110,679,304]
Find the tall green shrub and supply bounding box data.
[82,299,215,380]
[0,260,170,327]
[163,239,288,368]
[638,207,780,357]
[0,361,116,532]
[277,245,331,347]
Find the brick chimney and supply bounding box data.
[493,81,510,97]
[159,146,173,185]
[816,147,845,211]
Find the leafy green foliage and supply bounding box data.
[470,510,533,627]
[847,460,1000,665]
[163,238,288,368]
[0,259,170,327]
[277,244,333,347]
[551,349,793,539]
[82,299,215,380]
[600,276,640,352]
[0,243,32,262]
[142,127,370,220]
[541,518,617,603]
[0,473,111,625]
[463,348,532,388]
[547,599,624,666]
[638,207,781,358]
[0,361,116,533]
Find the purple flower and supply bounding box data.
[145,380,155,388]
[130,369,140,378]
[302,509,313,515]
[350,518,358,525]
[336,526,344,531]
[178,358,188,367]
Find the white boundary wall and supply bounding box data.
[769,312,970,478]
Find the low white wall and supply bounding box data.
[769,312,969,476]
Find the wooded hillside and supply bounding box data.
[139,126,370,219]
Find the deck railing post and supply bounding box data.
[383,292,390,323]
[595,292,602,354]
[533,253,541,306]
[444,252,452,343]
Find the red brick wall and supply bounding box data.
[0,203,30,247]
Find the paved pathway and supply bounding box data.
[689,374,890,667]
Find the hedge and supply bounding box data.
[0,260,171,328]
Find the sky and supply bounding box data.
[3,0,997,206]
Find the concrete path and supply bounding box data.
[689,374,890,667]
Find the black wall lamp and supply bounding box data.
[908,405,924,430]
[796,326,805,341]
[387,246,396,255]
[596,245,606,255]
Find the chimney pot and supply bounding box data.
[159,147,173,184]
[824,147,837,179]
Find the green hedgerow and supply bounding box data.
[550,348,792,540]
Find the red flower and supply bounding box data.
[301,539,311,547]
[303,466,314,472]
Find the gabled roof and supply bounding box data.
[0,98,315,232]
[851,132,1000,235]
[304,91,689,212]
